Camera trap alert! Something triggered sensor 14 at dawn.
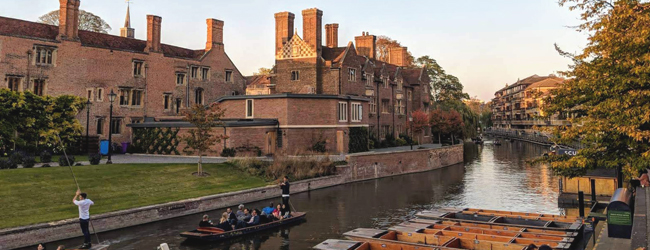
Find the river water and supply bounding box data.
[41,140,560,250]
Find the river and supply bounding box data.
[40,140,560,250]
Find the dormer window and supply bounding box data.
[348,68,356,82]
[383,78,389,88]
[397,80,403,90]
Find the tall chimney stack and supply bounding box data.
[302,8,323,54]
[388,46,409,67]
[325,23,339,48]
[58,0,80,40]
[206,19,224,51]
[146,15,162,53]
[355,32,376,59]
[274,12,295,56]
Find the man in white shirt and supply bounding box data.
[73,189,94,249]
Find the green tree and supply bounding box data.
[543,0,650,177]
[182,103,226,176]
[253,67,273,76]
[38,10,112,33]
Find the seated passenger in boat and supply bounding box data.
[538,245,552,250]
[56,245,65,250]
[281,204,291,218]
[262,202,275,215]
[246,209,261,227]
[215,212,233,231]
[236,204,246,220]
[226,207,237,225]
[273,204,283,220]
[199,214,214,227]
[241,208,252,222]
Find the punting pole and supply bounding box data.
[57,135,101,245]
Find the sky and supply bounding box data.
[1,0,588,101]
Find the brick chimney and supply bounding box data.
[388,46,409,67]
[355,32,376,59]
[146,15,162,53]
[325,23,339,48]
[58,0,80,40]
[302,8,323,54]
[206,19,224,51]
[274,12,295,56]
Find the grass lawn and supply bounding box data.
[0,163,269,229]
[0,155,90,163]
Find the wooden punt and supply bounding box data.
[343,228,539,250]
[416,208,583,232]
[180,212,306,241]
[314,239,446,250]
[402,219,579,238]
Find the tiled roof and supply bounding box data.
[0,16,205,60]
[402,68,422,85]
[322,47,347,62]
[527,78,563,89]
[245,75,271,87]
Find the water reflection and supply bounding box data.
[33,140,559,250]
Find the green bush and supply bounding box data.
[349,127,369,153]
[22,156,36,168]
[89,154,101,165]
[235,144,263,157]
[311,140,327,153]
[221,148,236,157]
[40,151,52,163]
[7,160,18,169]
[9,152,25,164]
[399,133,414,145]
[0,159,10,169]
[396,138,407,146]
[58,155,76,167]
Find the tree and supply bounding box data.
[39,10,112,33]
[542,0,650,177]
[445,110,465,144]
[182,104,226,176]
[410,110,430,144]
[253,67,273,76]
[376,36,414,66]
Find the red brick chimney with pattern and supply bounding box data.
[274,12,295,56]
[146,15,162,53]
[355,32,376,59]
[325,23,339,48]
[389,46,408,67]
[58,0,80,40]
[302,8,323,54]
[206,18,224,51]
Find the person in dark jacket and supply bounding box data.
[279,176,291,209]
[246,209,261,227]
[226,207,237,225]
[215,212,233,231]
[199,214,214,227]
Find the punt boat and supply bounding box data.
[314,239,446,250]
[180,212,306,241]
[343,227,571,250]
[416,208,583,232]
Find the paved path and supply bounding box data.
[369,143,442,153]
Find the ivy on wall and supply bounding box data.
[349,127,369,153]
[131,128,181,155]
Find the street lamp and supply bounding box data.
[409,116,413,150]
[85,99,92,154]
[107,90,117,164]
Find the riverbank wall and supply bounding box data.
[0,145,463,249]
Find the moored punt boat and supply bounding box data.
[416,208,583,232]
[343,228,541,250]
[401,219,579,238]
[180,212,306,241]
[314,239,446,250]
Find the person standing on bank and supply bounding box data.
[279,176,290,209]
[73,189,94,249]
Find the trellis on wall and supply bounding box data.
[131,127,181,155]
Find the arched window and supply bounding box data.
[195,88,204,105]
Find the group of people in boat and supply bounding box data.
[199,202,292,231]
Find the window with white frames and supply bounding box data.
[369,98,376,113]
[246,99,254,118]
[338,102,348,122]
[348,68,356,82]
[351,103,362,122]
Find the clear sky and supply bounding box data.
[1,0,588,101]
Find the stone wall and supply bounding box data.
[0,145,463,249]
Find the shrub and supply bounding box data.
[58,155,76,167]
[0,159,10,169]
[221,147,237,157]
[7,160,18,169]
[311,140,327,153]
[396,138,408,147]
[40,151,52,163]
[22,156,36,168]
[399,133,414,145]
[231,158,267,177]
[235,144,263,157]
[9,151,25,164]
[112,143,123,155]
[89,154,101,165]
[266,153,336,181]
[349,127,369,153]
[41,164,51,168]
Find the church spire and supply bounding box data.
[120,1,135,38]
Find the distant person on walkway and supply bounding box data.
[199,214,214,227]
[73,189,94,249]
[279,176,291,209]
[236,204,246,220]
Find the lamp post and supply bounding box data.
[409,116,413,150]
[107,90,117,164]
[85,99,92,154]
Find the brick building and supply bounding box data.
[491,74,569,129]
[0,0,245,143]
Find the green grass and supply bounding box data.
[0,155,90,163]
[0,163,269,229]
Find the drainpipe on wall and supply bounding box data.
[405,88,409,136]
[186,65,190,108]
[376,79,380,140]
[391,83,395,136]
[143,64,149,118]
